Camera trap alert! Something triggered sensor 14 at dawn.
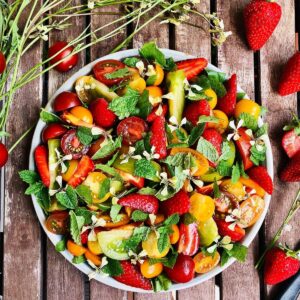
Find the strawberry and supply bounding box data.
[118,193,159,214]
[243,0,281,51]
[216,74,237,116]
[183,100,211,126]
[34,145,50,187]
[215,219,245,242]
[280,151,300,182]
[176,58,208,80]
[247,166,273,194]
[160,189,190,217]
[147,104,168,122]
[202,128,223,167]
[150,115,167,159]
[89,98,116,128]
[278,52,300,96]
[178,223,200,256]
[264,247,300,285]
[282,115,300,157]
[235,127,254,170]
[68,155,94,187]
[113,260,152,290]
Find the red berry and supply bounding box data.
[150,115,167,159]
[89,98,116,128]
[280,151,300,182]
[184,100,210,126]
[0,142,8,167]
[247,166,273,195]
[34,145,50,187]
[160,190,190,217]
[176,58,208,80]
[215,219,245,242]
[282,129,300,158]
[178,223,200,256]
[118,194,159,214]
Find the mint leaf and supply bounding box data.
[207,70,226,82]
[198,115,219,124]
[231,162,240,183]
[122,226,150,252]
[123,57,141,67]
[197,137,219,163]
[92,136,122,160]
[110,204,122,223]
[94,164,123,182]
[72,255,86,264]
[98,178,110,199]
[19,170,39,184]
[163,213,180,226]
[131,210,148,222]
[149,251,178,269]
[255,124,268,138]
[75,207,94,224]
[182,213,197,225]
[188,123,205,146]
[135,89,151,119]
[55,237,66,252]
[238,112,258,131]
[105,68,130,79]
[76,184,92,204]
[221,243,248,266]
[157,232,169,253]
[109,87,140,119]
[101,258,123,276]
[146,75,157,85]
[76,127,93,145]
[56,186,78,209]
[134,158,157,180]
[219,141,232,161]
[69,210,85,245]
[237,92,246,100]
[25,181,44,195]
[152,274,172,292]
[217,160,232,176]
[213,179,221,198]
[250,143,266,165]
[138,187,157,195]
[40,108,61,123]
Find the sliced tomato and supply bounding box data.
[176,58,208,80]
[45,211,69,234]
[34,145,50,187]
[235,127,254,170]
[42,123,67,143]
[178,223,200,256]
[68,155,95,187]
[53,91,81,112]
[146,104,168,122]
[116,169,144,188]
[93,59,128,86]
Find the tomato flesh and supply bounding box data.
[42,123,67,143]
[53,91,81,112]
[45,211,69,234]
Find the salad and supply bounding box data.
[20,42,273,292]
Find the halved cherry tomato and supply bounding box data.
[49,41,78,72]
[61,129,90,159]
[61,111,94,128]
[85,250,101,266]
[42,123,67,143]
[127,68,146,93]
[145,214,165,226]
[239,177,265,198]
[147,104,168,122]
[235,127,254,170]
[69,106,93,124]
[88,240,102,255]
[98,214,130,228]
[215,219,245,242]
[189,193,215,222]
[145,86,163,103]
[93,59,128,86]
[140,260,163,279]
[0,142,8,168]
[117,116,148,145]
[234,99,261,120]
[220,179,246,201]
[207,110,229,134]
[62,159,79,182]
[169,224,180,244]
[87,137,106,157]
[67,240,87,256]
[205,88,217,109]
[178,223,200,256]
[116,169,144,188]
[0,51,6,74]
[153,64,164,86]
[53,91,81,112]
[45,211,69,234]
[193,251,220,274]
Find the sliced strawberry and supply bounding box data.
[68,155,95,187]
[282,129,300,158]
[215,219,245,242]
[202,128,223,167]
[280,151,300,182]
[116,169,145,188]
[178,223,200,256]
[176,58,208,80]
[150,115,167,159]
[216,74,237,117]
[235,127,254,170]
[247,166,273,195]
[183,100,211,126]
[147,104,168,122]
[160,190,190,217]
[34,145,50,187]
[113,260,152,290]
[118,193,159,214]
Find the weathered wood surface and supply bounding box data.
[2,1,299,299]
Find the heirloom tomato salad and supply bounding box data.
[21,42,273,291]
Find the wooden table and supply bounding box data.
[2,1,300,299]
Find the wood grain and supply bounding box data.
[259,0,299,299]
[46,2,85,299]
[217,1,260,299]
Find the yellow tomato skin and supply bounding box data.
[140,260,163,278]
[169,224,180,244]
[142,231,170,258]
[85,250,101,266]
[62,160,78,182]
[204,88,217,109]
[193,251,220,274]
[220,179,246,201]
[189,193,215,222]
[88,240,103,255]
[207,110,229,133]
[129,77,146,93]
[145,86,163,98]
[234,99,261,120]
[153,64,164,86]
[70,106,93,124]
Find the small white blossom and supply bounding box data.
[120,146,142,164]
[143,146,160,160]
[136,61,145,75]
[162,92,176,101]
[227,119,244,141]
[145,65,156,77]
[128,249,148,265]
[168,116,187,132]
[81,215,106,242]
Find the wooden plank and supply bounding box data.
[175,2,216,300]
[216,1,260,299]
[89,5,132,300]
[3,5,43,300]
[259,0,299,298]
[46,2,85,299]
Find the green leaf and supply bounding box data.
[69,210,85,245]
[36,186,51,211]
[108,87,140,119]
[222,243,248,265]
[40,108,61,123]
[219,141,232,161]
[72,255,86,264]
[56,186,78,209]
[149,251,178,269]
[19,170,39,184]
[76,184,92,205]
[135,90,152,119]
[152,274,172,292]
[195,75,211,90]
[105,67,130,79]
[255,124,268,138]
[237,92,246,100]
[123,57,141,67]
[55,237,66,252]
[146,75,157,85]
[25,182,44,195]
[197,137,219,163]
[138,187,157,195]
[213,179,221,198]
[122,226,150,252]
[106,151,120,167]
[101,258,123,276]
[198,115,219,124]
[231,162,240,183]
[164,153,186,167]
[238,112,258,131]
[92,136,122,160]
[76,127,93,145]
[206,70,226,83]
[217,160,232,177]
[182,213,197,225]
[157,232,169,253]
[250,143,266,165]
[131,210,149,222]
[188,123,205,146]
[94,164,123,182]
[98,178,111,199]
[134,158,157,180]
[164,213,180,226]
[110,204,122,223]
[221,250,230,266]
[75,207,94,224]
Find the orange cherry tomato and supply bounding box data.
[153,64,164,86]
[169,224,180,244]
[62,159,79,182]
[45,211,69,234]
[69,106,93,124]
[239,177,265,198]
[220,179,246,201]
[234,99,261,120]
[140,260,163,279]
[193,251,220,274]
[67,240,87,256]
[85,250,101,266]
[207,110,229,134]
[99,214,130,228]
[189,193,215,222]
[145,214,165,226]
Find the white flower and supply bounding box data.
[148,214,157,225]
[145,65,156,77]
[88,256,109,279]
[168,116,187,132]
[227,119,244,141]
[159,172,174,196]
[81,215,106,242]
[182,169,203,192]
[143,146,160,160]
[88,0,95,9]
[91,126,106,136]
[136,61,145,75]
[120,146,142,164]
[128,249,148,265]
[155,104,163,116]
[162,92,176,101]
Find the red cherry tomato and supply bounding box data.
[117,116,148,145]
[164,254,195,283]
[0,142,8,167]
[49,41,79,72]
[42,123,67,143]
[178,223,200,256]
[53,91,81,112]
[93,59,128,86]
[45,211,69,234]
[89,98,116,128]
[235,127,254,170]
[61,129,90,159]
[0,51,6,74]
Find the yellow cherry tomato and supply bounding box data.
[99,214,130,228]
[88,240,103,255]
[207,110,229,134]
[153,64,164,86]
[193,251,220,274]
[128,68,146,93]
[140,260,163,278]
[67,240,87,256]
[220,179,246,201]
[170,148,209,176]
[169,224,180,244]
[142,230,170,258]
[189,193,215,222]
[239,177,265,198]
[145,86,163,106]
[204,88,217,109]
[62,159,78,182]
[70,106,93,124]
[234,99,261,120]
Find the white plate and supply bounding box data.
[29,49,273,293]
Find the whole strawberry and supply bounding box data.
[264,247,300,285]
[282,115,300,158]
[160,189,190,216]
[280,151,300,182]
[118,194,159,214]
[243,0,281,51]
[278,52,300,96]
[247,166,273,194]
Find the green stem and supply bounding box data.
[8,124,35,154]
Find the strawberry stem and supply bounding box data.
[255,188,300,269]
